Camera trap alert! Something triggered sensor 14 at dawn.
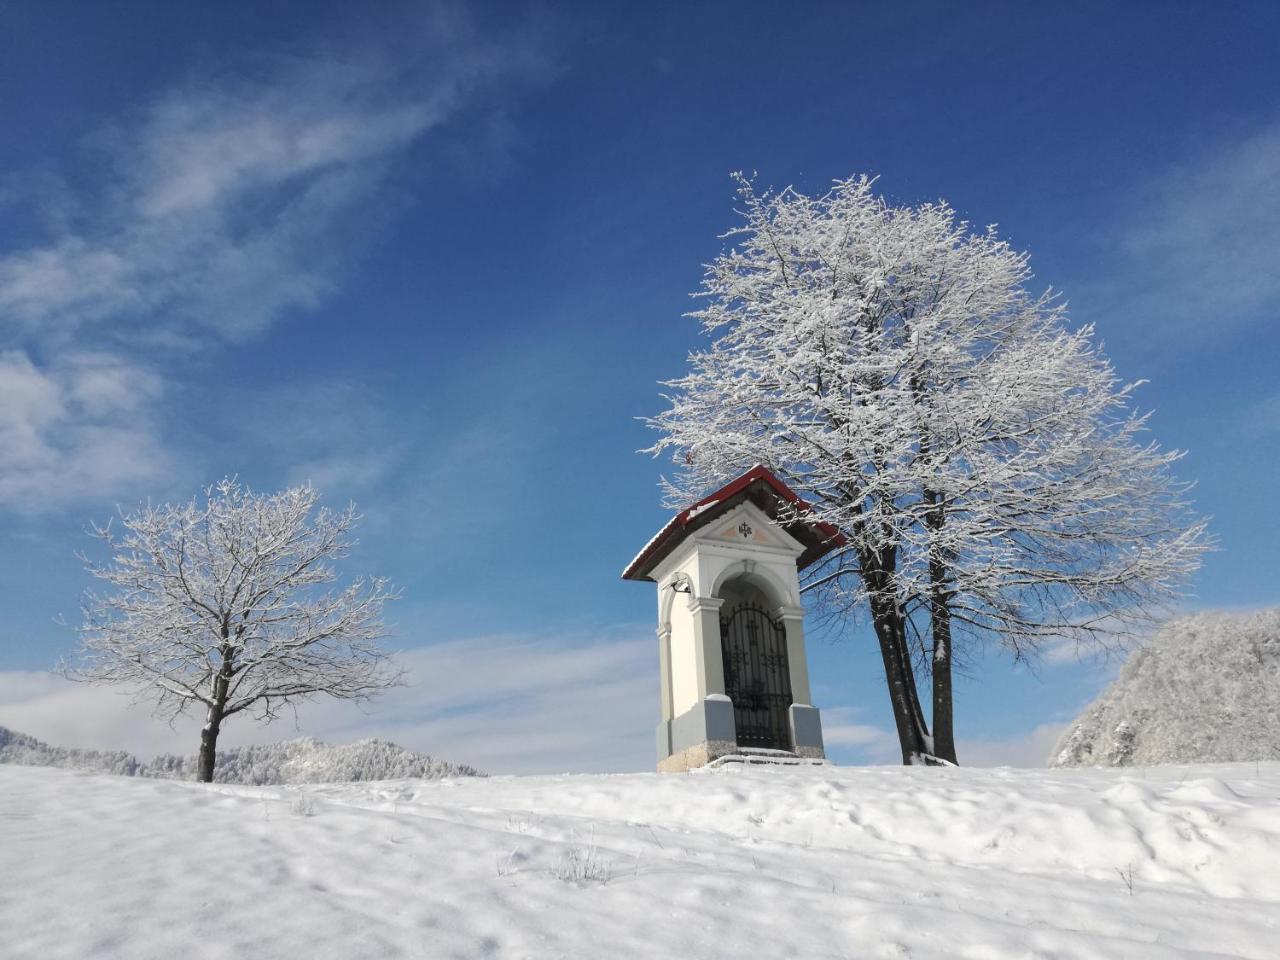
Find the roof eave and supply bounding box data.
[621,466,846,582]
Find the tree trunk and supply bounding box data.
[197,704,223,783]
[925,489,958,765]
[898,620,931,750]
[930,608,957,765]
[198,636,235,784]
[864,562,931,764]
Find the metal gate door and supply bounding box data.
[720,603,793,750]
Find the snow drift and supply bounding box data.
[0,724,479,783]
[3,761,1278,959]
[1052,608,1280,767]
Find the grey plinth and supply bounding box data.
[789,703,825,759]
[657,699,826,770]
[657,696,738,772]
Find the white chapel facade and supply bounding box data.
[623,466,841,772]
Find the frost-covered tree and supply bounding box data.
[1052,609,1280,767]
[648,174,1210,765]
[65,480,401,782]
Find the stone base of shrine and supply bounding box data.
[657,695,738,772]
[789,704,826,759]
[657,738,739,773]
[705,747,830,769]
[657,698,829,771]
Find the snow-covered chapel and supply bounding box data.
[623,467,841,771]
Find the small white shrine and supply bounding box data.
[623,466,841,771]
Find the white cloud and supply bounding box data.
[1097,120,1280,344]
[0,9,552,512]
[1039,632,1129,667]
[0,22,547,345]
[212,378,409,501]
[4,637,1094,773]
[309,632,658,774]
[819,705,895,750]
[0,670,192,760]
[0,350,170,510]
[959,722,1067,768]
[0,628,656,775]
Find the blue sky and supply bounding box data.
[1,1,1277,773]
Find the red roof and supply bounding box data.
[621,465,846,582]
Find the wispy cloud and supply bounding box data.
[0,7,553,512]
[1,17,547,345]
[0,628,655,775]
[958,722,1067,768]
[0,670,189,758]
[1093,120,1280,346]
[211,379,410,499]
[0,350,170,510]
[819,705,895,755]
[341,632,657,774]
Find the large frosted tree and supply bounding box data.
[66,479,400,782]
[649,175,1210,765]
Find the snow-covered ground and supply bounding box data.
[3,762,1278,960]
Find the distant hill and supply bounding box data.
[0,725,480,783]
[1052,609,1280,767]
[0,725,144,776]
[144,737,483,783]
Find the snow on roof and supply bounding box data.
[621,465,845,582]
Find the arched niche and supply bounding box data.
[716,573,795,751]
[710,562,797,611]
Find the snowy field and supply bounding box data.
[3,763,1279,960]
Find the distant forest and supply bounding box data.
[0,726,480,784]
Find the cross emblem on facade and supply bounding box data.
[738,521,753,539]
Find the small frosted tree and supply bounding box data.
[649,174,1210,764]
[65,479,401,782]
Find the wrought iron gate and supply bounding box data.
[720,603,793,750]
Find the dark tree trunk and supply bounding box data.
[197,705,223,783]
[864,559,931,765]
[898,620,931,746]
[198,643,233,783]
[908,373,958,765]
[929,604,957,765]
[924,489,958,765]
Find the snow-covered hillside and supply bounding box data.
[1053,609,1280,767]
[3,762,1278,959]
[0,725,479,783]
[0,724,143,776]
